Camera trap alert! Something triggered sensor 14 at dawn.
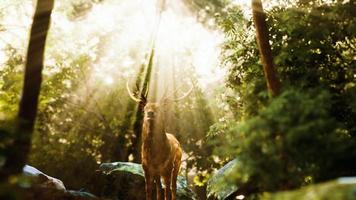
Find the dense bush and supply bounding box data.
[210,0,356,194]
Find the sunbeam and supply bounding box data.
[1,0,354,198]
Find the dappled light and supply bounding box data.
[0,0,355,200]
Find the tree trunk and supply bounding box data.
[251,0,280,97]
[130,48,155,163]
[1,0,54,180]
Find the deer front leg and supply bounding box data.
[171,162,181,200]
[155,175,163,200]
[163,171,172,200]
[144,169,154,200]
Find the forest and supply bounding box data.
[0,0,355,199]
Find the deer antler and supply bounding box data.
[161,79,195,103]
[126,80,142,103]
[169,85,194,101]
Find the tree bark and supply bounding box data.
[130,48,155,163]
[251,0,280,97]
[1,0,54,180]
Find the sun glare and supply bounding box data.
[69,0,227,95]
[103,76,114,85]
[232,0,250,6]
[0,0,226,99]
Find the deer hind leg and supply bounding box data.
[171,155,182,200]
[144,168,154,200]
[155,175,163,200]
[163,170,172,200]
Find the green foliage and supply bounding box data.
[210,0,356,196]
[182,0,232,26]
[1,0,224,189]
[261,177,356,200]
[100,162,144,176]
[93,162,197,200]
[0,46,25,173]
[27,51,105,188]
[218,5,268,120]
[2,0,354,197]
[175,87,219,172]
[231,88,355,191]
[220,0,356,119]
[0,46,24,117]
[60,0,104,19]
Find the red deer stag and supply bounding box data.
[127,82,193,200]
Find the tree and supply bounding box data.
[213,0,356,195]
[131,49,155,163]
[251,0,280,97]
[183,0,230,22]
[1,0,54,179]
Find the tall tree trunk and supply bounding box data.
[251,0,280,97]
[130,48,155,163]
[251,0,294,189]
[127,0,164,163]
[1,0,54,180]
[112,50,154,162]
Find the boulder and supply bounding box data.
[206,159,239,200]
[23,165,66,191]
[206,159,356,200]
[20,165,99,199]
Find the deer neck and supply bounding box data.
[143,118,167,148]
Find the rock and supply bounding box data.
[22,187,102,200]
[0,184,102,200]
[23,165,66,191]
[20,165,99,199]
[67,190,99,198]
[206,159,239,200]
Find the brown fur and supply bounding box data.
[141,103,182,200]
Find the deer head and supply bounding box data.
[126,80,193,122]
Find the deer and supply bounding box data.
[127,81,193,200]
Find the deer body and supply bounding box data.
[126,80,193,200]
[141,103,182,200]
